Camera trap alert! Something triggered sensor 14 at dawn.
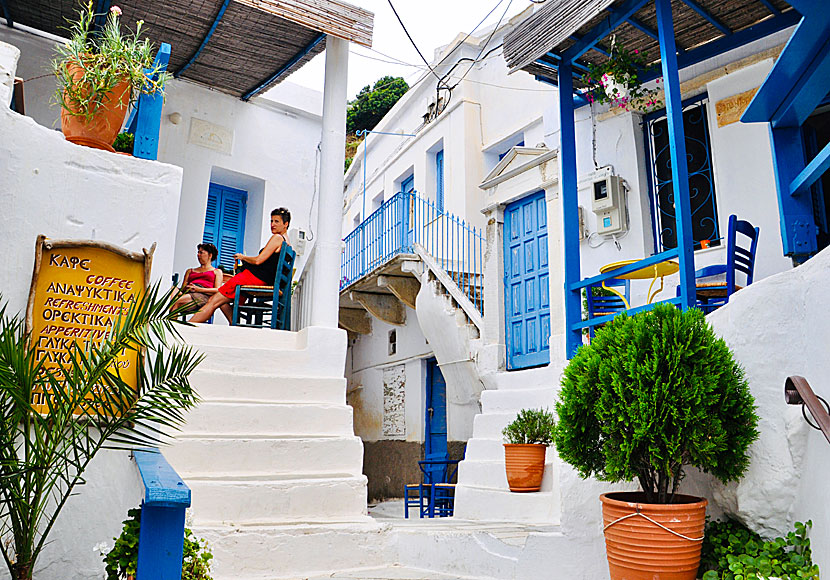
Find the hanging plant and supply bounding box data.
[581,41,661,113]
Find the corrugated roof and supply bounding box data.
[504,0,794,88]
[4,0,373,98]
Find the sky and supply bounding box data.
[286,0,531,99]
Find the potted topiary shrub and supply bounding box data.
[555,304,759,580]
[52,1,170,151]
[502,408,556,492]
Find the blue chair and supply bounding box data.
[687,215,759,314]
[232,244,296,330]
[586,278,630,336]
[404,454,460,518]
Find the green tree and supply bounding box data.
[0,286,202,580]
[346,76,409,135]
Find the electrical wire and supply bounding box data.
[386,0,445,86]
[446,0,514,90]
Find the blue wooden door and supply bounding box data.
[203,184,247,271]
[425,358,448,458]
[504,191,550,370]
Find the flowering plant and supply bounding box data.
[581,43,661,113]
[52,1,170,121]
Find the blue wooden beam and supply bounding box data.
[572,297,684,330]
[656,0,696,310]
[563,0,650,62]
[604,6,678,52]
[131,43,170,161]
[680,0,732,35]
[92,0,111,36]
[641,9,800,84]
[175,0,230,77]
[790,139,830,196]
[542,52,591,74]
[742,16,830,128]
[769,126,818,256]
[242,33,325,101]
[557,60,583,358]
[756,0,781,15]
[568,248,680,291]
[133,449,190,580]
[0,0,13,27]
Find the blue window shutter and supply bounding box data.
[203,187,219,248]
[436,150,444,212]
[203,184,247,270]
[401,175,414,194]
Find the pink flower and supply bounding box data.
[110,5,122,16]
[634,49,639,54]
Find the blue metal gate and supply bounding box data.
[504,191,550,370]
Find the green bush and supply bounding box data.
[104,508,214,580]
[700,518,819,580]
[502,408,556,445]
[113,132,134,154]
[555,304,759,504]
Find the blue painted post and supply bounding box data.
[132,43,171,161]
[770,125,817,258]
[655,0,696,309]
[558,60,583,357]
[133,449,191,580]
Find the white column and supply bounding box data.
[310,36,349,328]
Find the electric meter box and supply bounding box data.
[588,172,628,235]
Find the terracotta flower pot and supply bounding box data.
[503,443,546,492]
[60,61,131,152]
[600,492,707,580]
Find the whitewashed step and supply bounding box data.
[470,412,517,439]
[188,475,368,525]
[164,436,364,477]
[182,402,354,437]
[179,325,347,377]
[453,485,560,524]
[191,369,346,404]
[457,459,555,491]
[194,521,387,580]
[480,388,557,414]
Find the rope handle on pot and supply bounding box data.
[603,512,704,542]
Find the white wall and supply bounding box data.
[158,80,322,278]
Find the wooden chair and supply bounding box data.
[686,215,760,314]
[231,244,295,330]
[404,454,459,518]
[585,278,629,336]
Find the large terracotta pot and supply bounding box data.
[60,61,131,152]
[600,492,707,580]
[503,443,546,492]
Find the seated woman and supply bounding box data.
[190,207,291,324]
[171,243,223,314]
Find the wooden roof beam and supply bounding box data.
[756,0,781,15]
[680,0,732,35]
[563,0,650,62]
[242,32,325,101]
[175,0,231,78]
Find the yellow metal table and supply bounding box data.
[598,259,680,309]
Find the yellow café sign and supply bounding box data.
[25,235,155,414]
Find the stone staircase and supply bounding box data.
[452,364,565,523]
[165,324,387,580]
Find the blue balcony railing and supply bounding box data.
[341,191,485,314]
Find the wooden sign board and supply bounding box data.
[25,236,155,414]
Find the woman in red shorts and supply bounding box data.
[189,207,290,324]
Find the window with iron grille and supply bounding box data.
[644,97,719,252]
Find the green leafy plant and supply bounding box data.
[0,286,202,580]
[555,304,759,504]
[502,408,556,445]
[104,508,214,580]
[700,518,820,580]
[52,1,171,122]
[581,42,661,112]
[346,76,409,134]
[113,132,134,154]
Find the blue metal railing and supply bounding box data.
[341,191,485,314]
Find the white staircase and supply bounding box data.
[165,325,387,580]
[452,364,565,523]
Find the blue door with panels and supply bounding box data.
[504,191,550,370]
[203,184,247,272]
[425,358,448,458]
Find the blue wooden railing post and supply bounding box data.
[558,60,583,357]
[128,43,171,161]
[656,0,696,309]
[133,448,191,580]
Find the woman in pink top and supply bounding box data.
[171,243,223,314]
